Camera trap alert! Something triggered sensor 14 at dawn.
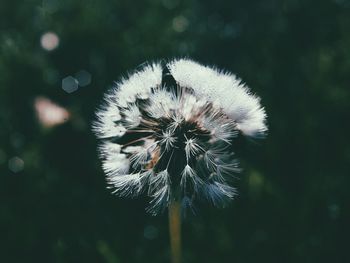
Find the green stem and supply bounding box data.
[169,200,182,263]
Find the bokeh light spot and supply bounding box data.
[75,70,92,87]
[144,225,158,240]
[328,203,340,220]
[172,16,189,33]
[34,96,70,128]
[8,157,24,173]
[40,32,60,51]
[62,76,79,93]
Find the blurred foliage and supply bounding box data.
[1,0,350,262]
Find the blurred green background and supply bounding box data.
[1,0,349,262]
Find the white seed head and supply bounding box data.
[93,59,267,214]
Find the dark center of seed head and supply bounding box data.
[153,118,210,189]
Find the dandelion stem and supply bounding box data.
[169,199,182,263]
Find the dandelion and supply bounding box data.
[93,58,267,263]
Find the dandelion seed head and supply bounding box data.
[93,59,267,214]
